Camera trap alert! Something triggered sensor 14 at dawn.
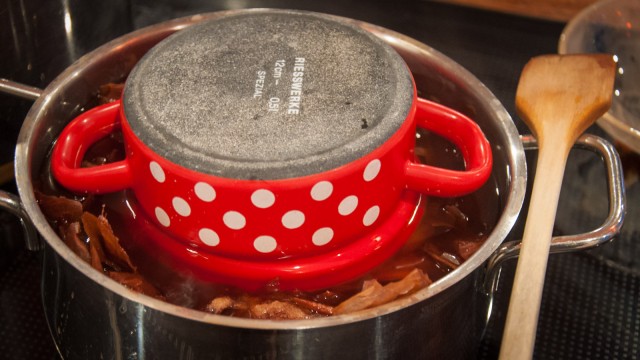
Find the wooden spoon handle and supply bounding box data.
[499,141,570,359]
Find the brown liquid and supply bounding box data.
[37,126,500,316]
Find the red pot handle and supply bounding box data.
[51,100,132,194]
[405,98,493,197]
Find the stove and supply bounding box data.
[1,1,638,359]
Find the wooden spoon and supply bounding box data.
[499,54,616,360]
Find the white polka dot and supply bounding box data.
[149,161,165,183]
[198,228,220,246]
[363,206,380,226]
[254,235,277,253]
[310,181,333,201]
[363,159,381,181]
[251,189,275,208]
[223,211,246,230]
[282,210,305,229]
[312,227,334,246]
[338,195,358,216]
[172,197,191,217]
[155,207,170,227]
[194,182,216,202]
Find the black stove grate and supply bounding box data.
[479,251,640,360]
[0,250,56,360]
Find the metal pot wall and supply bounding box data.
[1,10,624,359]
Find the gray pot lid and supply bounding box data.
[123,10,413,180]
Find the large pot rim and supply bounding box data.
[15,9,526,330]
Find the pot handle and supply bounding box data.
[0,79,42,251]
[0,78,43,101]
[483,134,625,300]
[405,98,493,197]
[0,190,41,251]
[51,100,132,194]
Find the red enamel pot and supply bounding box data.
[50,10,492,290]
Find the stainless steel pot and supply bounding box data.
[0,10,625,359]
